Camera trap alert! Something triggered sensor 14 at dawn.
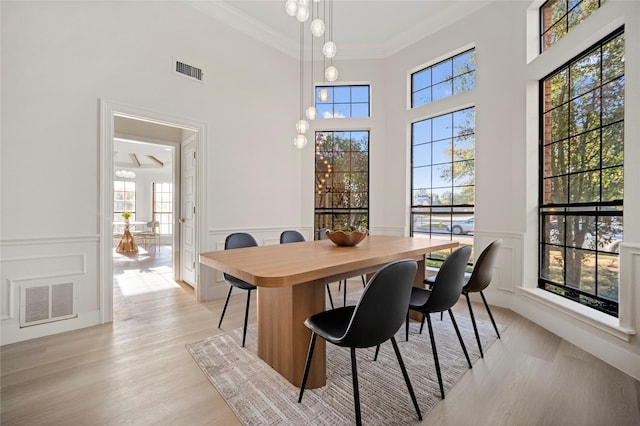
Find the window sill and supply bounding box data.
[520,287,636,342]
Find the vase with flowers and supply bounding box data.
[122,211,131,224]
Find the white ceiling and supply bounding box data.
[190,0,493,60]
[113,116,191,172]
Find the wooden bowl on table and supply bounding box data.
[325,228,368,247]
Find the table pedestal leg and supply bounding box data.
[257,281,326,388]
[116,228,138,253]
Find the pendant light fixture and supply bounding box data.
[294,22,308,149]
[286,0,338,149]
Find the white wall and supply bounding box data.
[2,0,639,380]
[1,1,302,343]
[380,0,640,380]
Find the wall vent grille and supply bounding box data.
[175,60,204,81]
[20,281,76,327]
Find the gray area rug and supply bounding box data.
[187,303,505,425]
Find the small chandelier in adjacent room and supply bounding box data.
[285,0,338,149]
[115,169,136,179]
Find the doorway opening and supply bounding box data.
[100,99,207,324]
[112,132,180,299]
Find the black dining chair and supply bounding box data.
[218,232,258,347]
[406,245,472,399]
[318,227,366,306]
[298,259,422,426]
[424,240,502,358]
[280,230,337,309]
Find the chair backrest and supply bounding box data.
[427,245,472,313]
[464,239,501,293]
[223,233,258,283]
[339,259,418,348]
[147,221,160,233]
[280,230,305,244]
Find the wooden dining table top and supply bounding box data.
[199,235,458,288]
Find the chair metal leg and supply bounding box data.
[361,275,366,287]
[298,332,317,403]
[326,284,335,309]
[419,313,426,334]
[405,312,410,342]
[425,313,445,399]
[218,286,233,328]
[480,291,501,338]
[465,292,484,358]
[343,280,348,306]
[390,336,422,421]
[241,289,252,347]
[350,347,362,426]
[373,344,380,361]
[448,309,472,368]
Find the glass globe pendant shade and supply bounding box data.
[305,106,317,120]
[294,134,308,149]
[285,0,298,16]
[322,41,337,59]
[318,88,329,102]
[325,65,339,82]
[296,119,309,134]
[310,19,325,37]
[295,4,309,22]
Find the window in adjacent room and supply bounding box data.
[411,49,475,108]
[113,180,136,222]
[152,182,173,235]
[315,85,370,119]
[314,130,369,237]
[410,107,475,266]
[539,28,624,316]
[540,0,607,51]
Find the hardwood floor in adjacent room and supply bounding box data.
[1,248,639,425]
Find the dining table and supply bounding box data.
[199,235,458,389]
[114,221,146,253]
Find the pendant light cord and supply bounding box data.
[300,22,304,121]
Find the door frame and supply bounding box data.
[99,98,208,323]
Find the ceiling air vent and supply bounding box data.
[175,60,204,82]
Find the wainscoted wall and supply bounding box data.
[1,236,101,345]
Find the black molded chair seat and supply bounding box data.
[304,305,354,342]
[407,245,472,399]
[218,232,258,347]
[299,260,422,426]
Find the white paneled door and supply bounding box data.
[180,138,197,288]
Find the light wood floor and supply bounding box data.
[1,247,639,425]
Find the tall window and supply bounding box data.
[315,85,370,119]
[539,28,624,316]
[411,49,475,108]
[153,182,173,235]
[410,108,475,264]
[540,0,606,51]
[113,180,136,222]
[314,131,369,236]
